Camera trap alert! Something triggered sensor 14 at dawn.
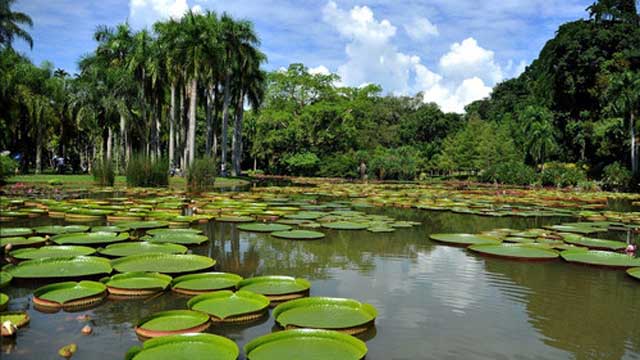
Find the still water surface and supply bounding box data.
[1,207,639,360]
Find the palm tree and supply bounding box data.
[0,0,33,49]
[521,105,557,169]
[606,71,640,174]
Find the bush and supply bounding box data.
[283,152,320,176]
[318,153,359,178]
[246,169,264,177]
[601,162,632,192]
[540,162,587,187]
[92,158,115,186]
[369,146,422,180]
[126,155,169,187]
[0,154,17,184]
[186,157,217,192]
[480,161,537,185]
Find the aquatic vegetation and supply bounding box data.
[51,232,129,245]
[430,233,502,246]
[111,254,215,274]
[102,272,172,296]
[468,244,560,261]
[237,276,311,303]
[187,290,270,323]
[171,272,243,295]
[33,281,107,310]
[10,245,96,260]
[98,242,188,257]
[135,310,210,338]
[561,250,640,268]
[125,333,239,360]
[271,230,326,240]
[5,257,112,279]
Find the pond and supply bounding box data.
[0,188,639,359]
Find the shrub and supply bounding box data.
[283,152,320,176]
[186,157,217,192]
[246,169,264,177]
[369,146,422,180]
[601,162,632,192]
[318,153,359,179]
[126,155,169,187]
[480,161,537,185]
[92,158,115,186]
[0,154,17,184]
[540,162,587,187]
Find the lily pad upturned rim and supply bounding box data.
[468,244,560,261]
[135,309,211,338]
[171,272,243,295]
[0,311,30,328]
[111,254,215,274]
[560,250,640,269]
[237,223,293,233]
[125,333,239,360]
[627,267,640,281]
[4,256,113,279]
[98,242,188,257]
[0,272,12,288]
[271,230,326,240]
[273,297,377,334]
[244,329,368,360]
[103,272,172,296]
[237,276,311,300]
[187,290,270,322]
[33,280,107,309]
[429,233,501,246]
[10,245,97,260]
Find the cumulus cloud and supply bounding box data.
[322,1,523,113]
[404,17,439,40]
[129,0,199,28]
[308,65,331,75]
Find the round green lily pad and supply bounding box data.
[0,272,12,288]
[321,222,368,231]
[146,233,209,245]
[544,224,606,234]
[271,230,325,240]
[561,250,640,268]
[10,246,96,260]
[171,272,243,295]
[103,272,172,296]
[125,333,239,360]
[5,256,112,279]
[237,276,310,302]
[468,244,559,260]
[98,242,188,257]
[429,233,501,246]
[33,280,107,309]
[34,225,89,236]
[1,236,47,248]
[112,254,215,274]
[92,225,130,233]
[237,223,293,233]
[367,226,395,233]
[135,310,211,338]
[52,232,129,245]
[216,215,255,223]
[146,228,203,236]
[627,267,640,281]
[187,290,269,322]
[273,297,377,334]
[560,234,627,251]
[244,329,367,360]
[115,221,169,230]
[0,293,8,311]
[0,311,30,328]
[0,227,33,238]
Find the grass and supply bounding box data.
[5,174,250,189]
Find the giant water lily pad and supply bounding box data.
[273,297,377,334]
[271,230,325,240]
[116,221,169,230]
[0,228,32,238]
[429,233,501,246]
[125,333,239,360]
[112,254,215,274]
[0,293,8,311]
[1,236,46,248]
[34,225,89,236]
[237,276,310,302]
[52,232,129,245]
[171,272,243,295]
[468,244,559,260]
[237,223,293,233]
[146,228,203,236]
[321,222,368,231]
[0,272,11,288]
[99,242,187,257]
[187,290,269,322]
[560,234,627,251]
[103,272,172,296]
[146,233,209,245]
[135,310,210,338]
[33,280,107,309]
[627,267,640,281]
[216,216,254,223]
[544,223,607,234]
[10,246,96,260]
[561,250,640,268]
[0,312,30,329]
[244,329,367,360]
[92,225,130,233]
[5,256,112,279]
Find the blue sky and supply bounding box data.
[14,0,591,112]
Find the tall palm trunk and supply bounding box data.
[35,123,42,174]
[232,91,244,176]
[106,127,113,162]
[205,85,214,155]
[632,112,637,174]
[221,72,231,176]
[169,83,176,167]
[212,83,220,159]
[120,115,126,169]
[187,76,197,165]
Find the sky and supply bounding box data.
[14,0,592,113]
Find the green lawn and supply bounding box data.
[5,174,250,189]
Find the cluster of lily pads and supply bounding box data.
[429,221,640,279]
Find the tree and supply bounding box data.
[588,0,638,24]
[521,105,557,169]
[606,71,640,173]
[0,0,33,49]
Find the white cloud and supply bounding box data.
[129,0,200,28]
[309,65,331,75]
[439,37,503,85]
[404,17,439,40]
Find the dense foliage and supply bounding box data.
[186,157,218,192]
[91,159,115,186]
[125,155,169,187]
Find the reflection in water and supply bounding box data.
[1,207,639,359]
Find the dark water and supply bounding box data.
[2,208,640,360]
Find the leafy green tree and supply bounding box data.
[0,0,32,48]
[521,105,557,169]
[605,70,640,173]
